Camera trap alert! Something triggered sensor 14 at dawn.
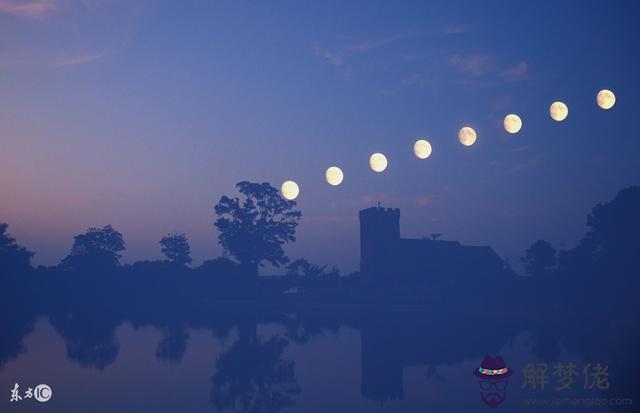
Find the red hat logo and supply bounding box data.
[473,355,513,408]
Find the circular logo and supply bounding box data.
[34,384,52,403]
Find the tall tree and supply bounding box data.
[0,223,34,274]
[62,225,125,270]
[521,240,556,276]
[559,186,640,275]
[582,186,640,263]
[556,187,640,313]
[160,233,192,266]
[214,182,301,276]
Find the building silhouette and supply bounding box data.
[359,205,504,285]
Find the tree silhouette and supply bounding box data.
[214,182,301,276]
[61,225,125,270]
[581,186,640,264]
[0,223,34,275]
[160,233,192,266]
[211,335,300,413]
[557,186,640,308]
[520,240,556,276]
[558,186,640,274]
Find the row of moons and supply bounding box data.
[279,89,617,200]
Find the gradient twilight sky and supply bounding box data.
[2,0,640,273]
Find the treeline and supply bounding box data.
[0,225,343,305]
[1,181,344,306]
[2,181,333,275]
[2,184,640,314]
[516,186,640,316]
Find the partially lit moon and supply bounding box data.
[281,180,299,200]
[458,127,477,147]
[325,166,344,186]
[369,153,388,172]
[503,114,522,134]
[413,139,432,159]
[549,101,569,121]
[597,89,616,110]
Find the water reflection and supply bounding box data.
[211,334,299,413]
[156,325,189,363]
[1,298,638,412]
[0,307,35,370]
[50,311,120,370]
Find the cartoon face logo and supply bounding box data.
[473,355,513,408]
[478,378,509,407]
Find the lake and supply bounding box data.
[1,305,636,412]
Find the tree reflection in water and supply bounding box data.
[211,333,300,413]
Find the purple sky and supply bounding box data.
[1,0,640,273]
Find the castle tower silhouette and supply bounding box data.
[359,205,400,281]
[359,204,504,284]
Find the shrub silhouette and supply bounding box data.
[285,258,340,278]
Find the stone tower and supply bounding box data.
[359,205,400,279]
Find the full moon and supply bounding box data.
[549,101,569,121]
[503,114,522,134]
[325,166,344,186]
[369,153,388,172]
[413,139,432,159]
[458,127,477,147]
[597,89,616,110]
[281,180,299,200]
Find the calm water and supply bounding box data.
[1,307,637,412]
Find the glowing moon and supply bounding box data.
[369,153,388,172]
[549,101,568,121]
[458,127,477,147]
[597,89,615,110]
[325,166,344,186]
[503,114,522,134]
[281,180,299,200]
[413,139,432,159]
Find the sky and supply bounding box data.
[1,0,640,274]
